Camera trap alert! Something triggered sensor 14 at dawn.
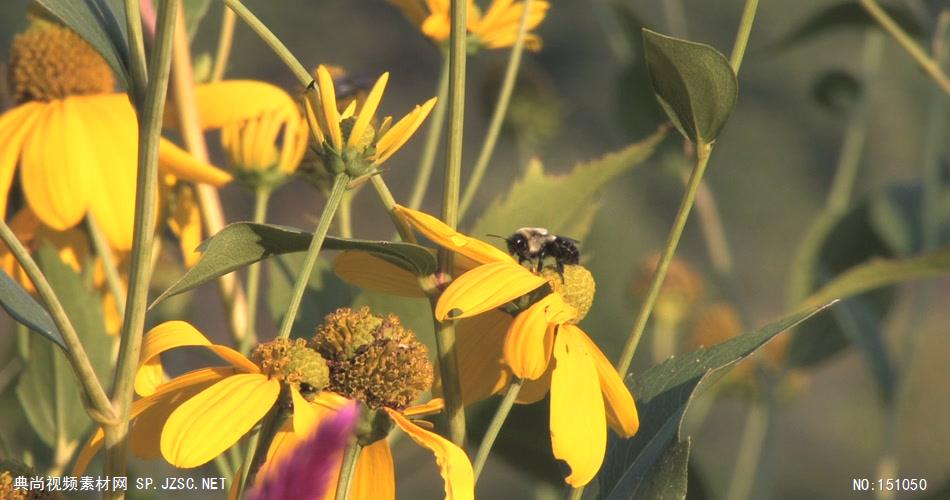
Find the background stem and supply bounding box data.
[86,215,126,316]
[335,441,362,500]
[239,186,272,353]
[223,0,311,87]
[729,0,759,72]
[473,379,523,481]
[408,57,450,211]
[724,392,773,500]
[210,6,237,82]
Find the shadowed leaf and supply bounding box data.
[0,270,65,351]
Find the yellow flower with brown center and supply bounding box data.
[1,17,232,251]
[304,65,436,185]
[334,206,639,487]
[73,321,331,473]
[257,308,473,500]
[388,0,550,51]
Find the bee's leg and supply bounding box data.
[556,259,565,279]
[535,249,546,273]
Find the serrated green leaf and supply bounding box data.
[642,29,737,145]
[34,0,130,89]
[594,305,830,500]
[769,2,925,51]
[470,127,668,243]
[15,245,114,448]
[0,270,65,351]
[152,223,437,306]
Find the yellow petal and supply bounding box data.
[334,251,426,297]
[386,409,474,500]
[394,205,513,264]
[550,326,607,486]
[435,261,547,320]
[257,394,343,484]
[291,386,318,435]
[167,80,298,129]
[161,373,280,468]
[421,13,452,41]
[348,72,388,148]
[374,97,437,165]
[455,310,512,404]
[387,0,428,25]
[516,361,552,404]
[403,398,445,417]
[503,295,562,379]
[136,321,258,396]
[572,326,639,437]
[0,102,44,220]
[130,371,224,459]
[168,185,203,267]
[316,66,344,150]
[158,139,232,186]
[350,440,395,500]
[21,99,91,232]
[304,95,326,145]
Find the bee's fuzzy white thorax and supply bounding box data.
[515,227,553,255]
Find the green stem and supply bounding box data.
[335,441,362,500]
[617,143,713,376]
[106,0,178,489]
[223,0,312,87]
[858,0,950,96]
[85,215,126,316]
[474,379,523,481]
[431,304,466,445]
[338,190,354,239]
[210,6,237,82]
[728,0,759,73]
[458,0,533,219]
[371,176,416,243]
[724,394,772,500]
[662,0,688,38]
[408,57,450,211]
[123,0,148,102]
[276,175,349,339]
[239,186,272,353]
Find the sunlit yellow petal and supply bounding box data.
[130,372,222,459]
[159,139,233,186]
[334,251,426,297]
[161,373,280,468]
[516,361,552,404]
[572,326,639,437]
[0,102,44,220]
[386,409,474,500]
[455,311,512,404]
[436,261,546,320]
[347,72,388,148]
[350,440,395,500]
[404,398,445,417]
[136,321,258,396]
[550,326,606,487]
[316,66,344,149]
[504,295,562,379]
[167,80,298,129]
[421,13,452,41]
[374,97,437,164]
[304,96,326,144]
[168,185,203,267]
[394,205,513,264]
[291,386,318,435]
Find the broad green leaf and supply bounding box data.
[769,2,925,51]
[152,223,437,306]
[624,438,690,500]
[594,304,831,500]
[642,29,737,146]
[470,127,668,242]
[184,0,213,38]
[34,0,130,89]
[15,245,114,448]
[267,255,352,339]
[0,270,65,351]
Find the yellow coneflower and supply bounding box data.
[388,0,550,51]
[1,17,232,251]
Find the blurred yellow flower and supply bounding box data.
[1,18,232,251]
[388,0,550,51]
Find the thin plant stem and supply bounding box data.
[239,186,272,353]
[223,0,311,87]
[371,176,417,243]
[335,441,362,500]
[85,215,127,315]
[858,0,950,96]
[724,393,772,500]
[123,0,148,102]
[210,6,237,82]
[338,190,354,239]
[729,0,759,73]
[617,143,713,376]
[408,57,450,211]
[168,0,250,344]
[0,221,115,425]
[106,0,178,488]
[276,175,349,339]
[474,379,523,481]
[458,0,533,220]
[662,0,688,38]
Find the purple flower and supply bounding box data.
[249,401,359,500]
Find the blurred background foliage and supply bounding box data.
[1,0,949,498]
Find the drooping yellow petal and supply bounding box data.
[334,251,426,297]
[291,386,318,435]
[516,360,552,404]
[135,321,259,396]
[504,295,562,379]
[348,72,388,148]
[257,393,346,484]
[0,102,44,220]
[386,409,474,500]
[130,371,224,459]
[166,80,298,129]
[304,96,326,145]
[349,440,396,500]
[573,326,639,437]
[455,311,512,404]
[161,373,280,468]
[403,398,445,417]
[316,66,344,150]
[158,139,233,186]
[436,261,547,320]
[20,99,91,232]
[550,326,607,487]
[393,205,513,264]
[373,97,437,165]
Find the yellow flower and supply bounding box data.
[305,65,436,182]
[1,18,232,251]
[74,321,331,473]
[388,0,550,51]
[334,206,639,487]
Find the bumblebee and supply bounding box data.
[493,227,580,275]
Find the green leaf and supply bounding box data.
[641,29,737,146]
[0,270,65,351]
[624,438,691,500]
[184,0,213,38]
[15,245,114,448]
[594,305,831,500]
[470,127,668,242]
[34,0,130,89]
[152,223,437,306]
[769,2,925,51]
